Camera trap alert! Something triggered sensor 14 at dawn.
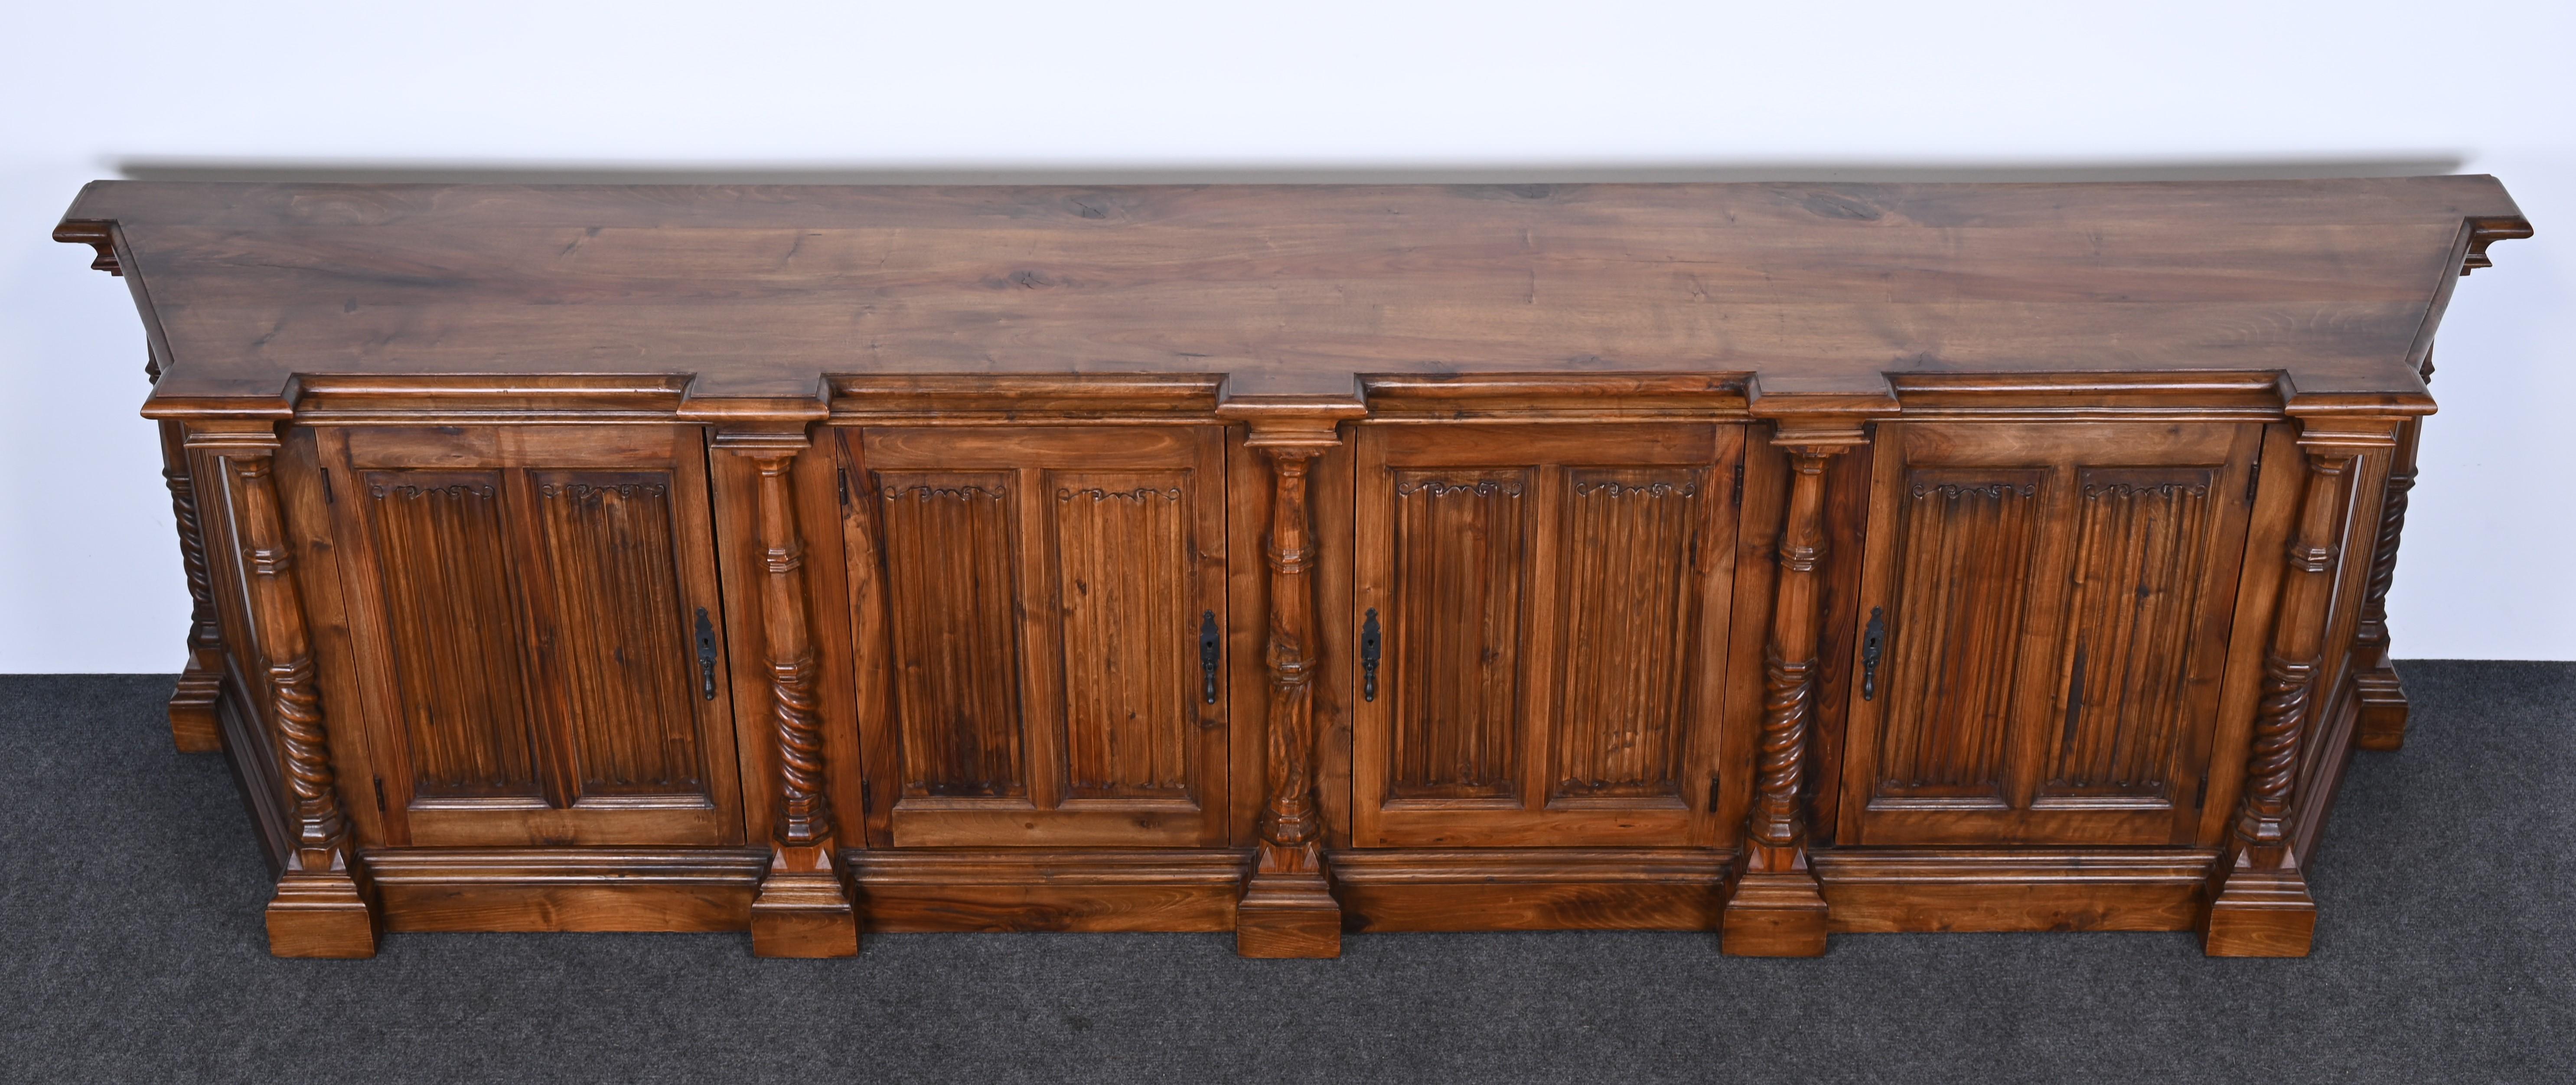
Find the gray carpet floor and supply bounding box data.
[1,662,2569,1083]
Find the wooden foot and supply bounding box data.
[2354,665,2409,752]
[750,850,859,958]
[167,668,223,753]
[1722,869,1830,957]
[1236,847,1341,958]
[2199,855,2316,958]
[264,856,377,959]
[1236,875,1341,958]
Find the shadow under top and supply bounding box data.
[56,177,2527,419]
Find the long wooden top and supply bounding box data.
[57,177,2527,420]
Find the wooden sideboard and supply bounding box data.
[54,178,2529,959]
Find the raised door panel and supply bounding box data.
[357,472,541,800]
[1871,472,2046,804]
[526,473,712,799]
[1354,424,1742,848]
[845,426,1228,847]
[873,472,1028,798]
[1553,469,1712,802]
[1386,470,1533,801]
[1052,475,1200,801]
[325,426,743,847]
[1840,423,2257,846]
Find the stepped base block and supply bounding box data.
[167,669,223,753]
[2354,665,2410,752]
[749,855,859,958]
[2199,860,2317,957]
[1236,871,1341,958]
[265,860,377,959]
[1722,870,1830,957]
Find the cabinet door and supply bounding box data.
[323,426,743,847]
[1353,424,1743,847]
[843,426,1229,847]
[1838,422,2259,846]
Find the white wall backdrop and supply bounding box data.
[2,0,2569,671]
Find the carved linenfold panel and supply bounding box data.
[874,470,1027,798]
[1389,469,1532,799]
[360,470,541,798]
[1875,469,2046,800]
[1050,470,1196,799]
[531,471,707,796]
[2043,471,2217,798]
[1555,468,1703,798]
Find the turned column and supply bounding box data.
[2353,352,2432,750]
[2201,429,2374,957]
[727,431,861,958]
[1722,421,1865,957]
[194,422,377,958]
[1223,402,1360,959]
[159,419,226,752]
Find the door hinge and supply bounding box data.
[372,775,387,814]
[1730,461,1745,508]
[1708,775,1721,812]
[2194,769,2209,811]
[837,468,850,507]
[320,467,336,505]
[2245,447,2264,504]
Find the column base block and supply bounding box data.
[266,860,378,959]
[168,668,224,754]
[1236,873,1342,958]
[750,857,860,958]
[2199,860,2316,958]
[1722,870,1830,956]
[2354,665,2409,752]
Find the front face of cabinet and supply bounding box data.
[322,425,744,847]
[1838,422,2261,846]
[1351,424,1744,847]
[839,426,1230,847]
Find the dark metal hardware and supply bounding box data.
[1199,609,1221,704]
[320,468,336,505]
[1860,607,1885,701]
[2194,769,2209,811]
[694,607,718,701]
[1361,608,1383,701]
[1730,461,1745,507]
